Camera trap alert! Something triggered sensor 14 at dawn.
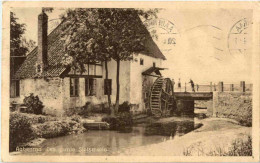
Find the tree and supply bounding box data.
[10,12,37,78]
[60,8,114,114]
[61,8,158,115]
[10,12,28,57]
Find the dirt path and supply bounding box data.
[120,118,251,156]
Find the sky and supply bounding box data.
[11,8,253,84]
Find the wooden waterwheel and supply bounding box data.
[149,77,175,117]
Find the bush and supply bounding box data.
[64,102,92,117]
[101,116,118,130]
[19,113,58,124]
[227,135,252,156]
[118,101,131,113]
[9,112,35,151]
[215,93,252,127]
[32,120,85,138]
[32,121,71,138]
[23,93,44,115]
[64,102,111,117]
[71,115,81,123]
[183,135,252,156]
[102,112,133,132]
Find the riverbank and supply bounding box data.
[120,117,251,156]
[9,112,86,151]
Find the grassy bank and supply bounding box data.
[120,118,252,156]
[10,112,86,151]
[183,135,252,156]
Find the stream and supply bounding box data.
[18,116,203,155]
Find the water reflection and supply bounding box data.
[145,118,202,136]
[21,117,202,155]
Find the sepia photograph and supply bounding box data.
[1,1,260,162]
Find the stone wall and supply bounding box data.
[10,77,64,116]
[212,92,252,126]
[195,100,213,116]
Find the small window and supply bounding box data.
[140,58,144,65]
[85,78,96,96]
[36,63,42,74]
[70,78,79,97]
[10,80,20,97]
[153,62,156,67]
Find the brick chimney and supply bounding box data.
[37,10,48,72]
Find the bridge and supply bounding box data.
[174,92,213,100]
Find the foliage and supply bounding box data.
[60,8,159,112]
[216,94,252,127]
[23,93,44,115]
[116,112,133,132]
[60,8,158,71]
[71,115,82,123]
[101,116,118,130]
[118,101,131,113]
[9,112,86,151]
[17,112,58,124]
[32,121,71,138]
[183,135,252,156]
[32,119,85,138]
[10,12,28,57]
[226,135,252,156]
[9,112,35,151]
[64,102,110,117]
[102,111,133,132]
[206,135,252,156]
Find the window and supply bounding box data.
[153,62,156,67]
[85,78,96,96]
[10,80,20,97]
[140,58,144,65]
[36,63,42,74]
[70,78,79,96]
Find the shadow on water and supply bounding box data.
[144,118,203,137]
[19,116,203,156]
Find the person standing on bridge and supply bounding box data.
[172,79,175,92]
[189,79,195,92]
[178,78,181,92]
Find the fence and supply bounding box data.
[173,81,252,93]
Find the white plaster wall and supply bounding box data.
[130,53,163,111]
[11,78,64,115]
[10,55,161,114]
[105,59,131,104]
[62,77,107,110]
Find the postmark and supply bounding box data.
[227,18,251,56]
[2,2,259,162]
[143,18,180,52]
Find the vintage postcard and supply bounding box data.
[1,1,260,162]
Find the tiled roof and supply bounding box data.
[14,15,166,79]
[13,23,67,79]
[136,17,166,60]
[142,67,166,76]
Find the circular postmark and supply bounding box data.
[143,18,180,52]
[227,18,251,56]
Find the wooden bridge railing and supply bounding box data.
[172,80,252,93]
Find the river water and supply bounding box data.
[20,117,202,155]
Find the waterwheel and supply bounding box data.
[149,77,175,117]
